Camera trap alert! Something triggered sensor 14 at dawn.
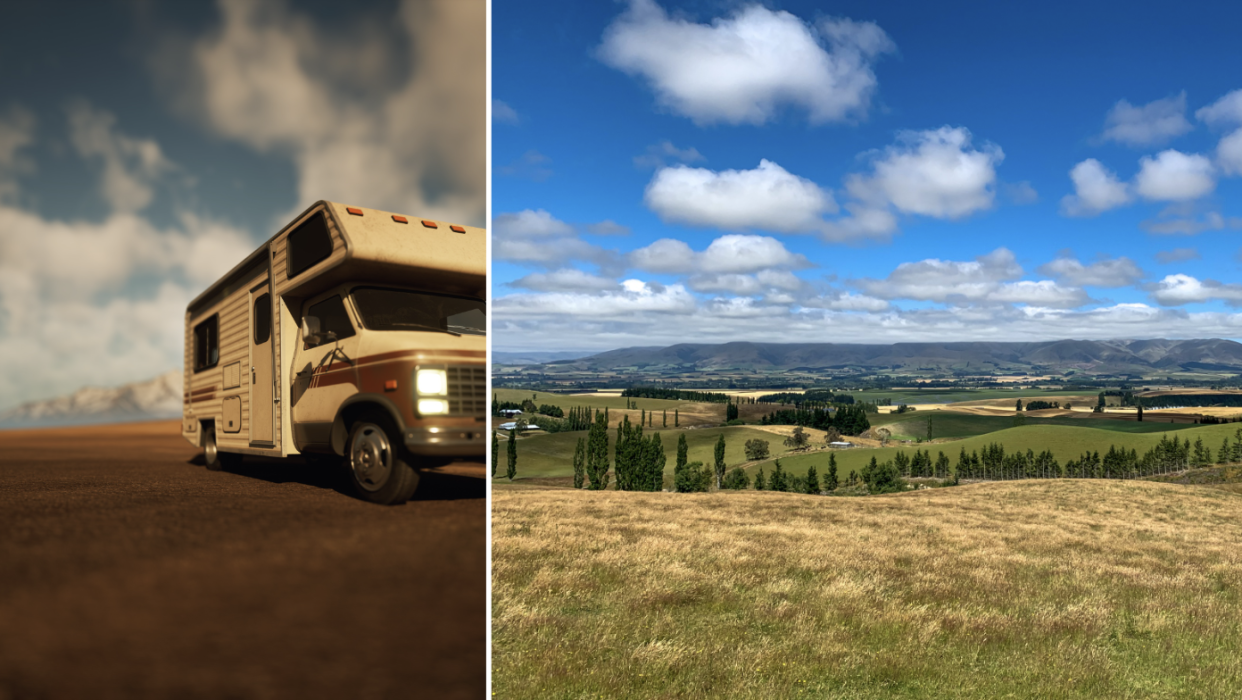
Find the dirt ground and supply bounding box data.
[0,420,485,700]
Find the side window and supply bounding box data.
[253,293,271,345]
[304,295,356,348]
[286,211,333,279]
[194,315,219,372]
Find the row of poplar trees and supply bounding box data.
[570,411,667,491]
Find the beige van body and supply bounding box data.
[182,201,486,501]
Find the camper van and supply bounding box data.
[182,201,486,504]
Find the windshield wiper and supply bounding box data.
[447,325,485,336]
[390,322,461,337]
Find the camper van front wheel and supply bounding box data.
[346,413,420,505]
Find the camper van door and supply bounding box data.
[250,281,275,444]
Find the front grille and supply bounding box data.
[446,365,486,416]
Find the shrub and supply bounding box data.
[723,467,750,490]
[744,438,770,461]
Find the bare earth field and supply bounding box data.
[0,420,484,700]
[493,481,1242,699]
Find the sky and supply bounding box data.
[492,0,1242,354]
[0,0,484,411]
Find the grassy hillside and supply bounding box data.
[493,388,693,412]
[852,388,1092,404]
[765,422,1241,480]
[493,480,1242,699]
[497,425,801,481]
[877,411,1204,440]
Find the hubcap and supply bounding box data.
[205,431,218,465]
[350,423,392,492]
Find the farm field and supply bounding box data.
[877,411,1206,440]
[494,388,693,412]
[492,480,1242,699]
[851,388,1092,405]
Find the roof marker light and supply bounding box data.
[421,219,438,229]
[450,225,466,233]
[346,207,363,216]
[392,215,408,224]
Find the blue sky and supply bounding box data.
[492,0,1242,353]
[0,0,484,411]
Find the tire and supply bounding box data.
[346,413,420,505]
[204,426,242,471]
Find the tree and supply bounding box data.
[875,427,891,446]
[726,402,739,421]
[824,428,841,444]
[586,411,610,490]
[674,409,679,427]
[676,461,710,492]
[805,465,820,494]
[926,416,933,441]
[783,426,810,450]
[769,460,788,492]
[744,438,770,461]
[1137,404,1144,422]
[663,410,667,428]
[491,430,499,478]
[826,454,839,491]
[572,437,586,489]
[1098,392,1106,410]
[714,433,727,489]
[506,429,518,481]
[754,468,766,490]
[1016,399,1023,412]
[723,467,749,490]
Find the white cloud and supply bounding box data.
[584,220,631,236]
[1155,248,1200,264]
[628,234,810,275]
[498,150,553,181]
[493,209,575,238]
[161,0,484,226]
[1002,181,1039,205]
[597,0,893,126]
[1216,128,1242,176]
[510,269,618,293]
[1134,149,1215,201]
[633,140,704,169]
[1140,209,1242,235]
[66,102,176,213]
[0,106,35,201]
[1037,255,1144,287]
[843,126,1002,219]
[1150,274,1242,306]
[687,269,807,295]
[986,280,1091,308]
[493,99,519,125]
[644,159,836,232]
[1101,93,1192,147]
[494,279,697,318]
[491,209,616,269]
[801,290,889,312]
[1060,159,1131,216]
[1195,89,1242,128]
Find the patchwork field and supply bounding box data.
[492,480,1242,699]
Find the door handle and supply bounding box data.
[251,366,256,384]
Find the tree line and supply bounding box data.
[758,404,872,435]
[621,387,733,403]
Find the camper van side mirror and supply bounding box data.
[302,316,322,345]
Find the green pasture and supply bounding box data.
[493,388,693,412]
[496,426,800,480]
[759,422,1242,480]
[877,411,1204,439]
[851,388,1092,405]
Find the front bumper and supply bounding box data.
[404,426,486,456]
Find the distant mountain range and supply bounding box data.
[493,350,597,365]
[525,339,1242,375]
[0,370,182,428]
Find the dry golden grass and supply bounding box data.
[493,480,1242,699]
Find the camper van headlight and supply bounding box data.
[415,367,449,416]
[417,368,448,396]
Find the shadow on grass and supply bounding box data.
[184,453,484,502]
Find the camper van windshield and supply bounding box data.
[351,287,485,336]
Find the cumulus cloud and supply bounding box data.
[1060,159,1131,216]
[1149,274,1242,306]
[158,0,484,225]
[1155,247,1200,264]
[844,126,1002,219]
[1215,128,1242,176]
[510,268,619,293]
[1140,209,1242,235]
[1134,149,1215,201]
[1037,254,1144,287]
[597,0,894,126]
[498,150,553,182]
[1101,93,1192,147]
[492,209,616,269]
[628,234,810,275]
[1195,89,1242,128]
[1002,181,1039,205]
[67,103,176,213]
[644,159,836,232]
[800,290,889,312]
[0,106,36,201]
[494,279,697,318]
[584,220,631,236]
[687,269,807,296]
[633,140,704,169]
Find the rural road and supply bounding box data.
[0,420,485,700]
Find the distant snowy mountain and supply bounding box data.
[0,370,183,428]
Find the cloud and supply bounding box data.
[1100,93,1192,147]
[843,126,1002,219]
[1195,89,1242,128]
[494,279,697,318]
[1037,254,1144,287]
[1155,248,1200,264]
[800,290,889,312]
[597,0,894,126]
[498,150,553,182]
[628,234,810,275]
[1215,128,1242,176]
[491,209,616,269]
[644,159,836,232]
[633,140,705,169]
[1134,149,1215,201]
[510,269,618,293]
[687,269,808,295]
[493,99,519,124]
[158,0,484,226]
[1140,209,1242,235]
[66,102,176,213]
[584,220,630,235]
[1060,159,1130,216]
[1149,274,1242,306]
[1002,181,1039,205]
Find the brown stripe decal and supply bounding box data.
[190,386,217,396]
[310,349,485,376]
